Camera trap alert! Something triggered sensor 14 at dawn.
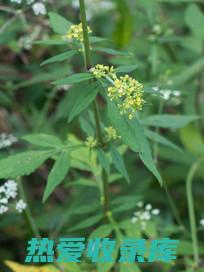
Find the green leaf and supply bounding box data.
[143,115,199,129]
[89,224,113,239]
[185,4,204,40]
[22,134,63,148]
[107,101,162,185]
[110,146,130,183]
[94,47,131,56]
[68,82,100,122]
[115,64,138,73]
[41,50,77,66]
[145,129,182,152]
[120,264,142,272]
[69,214,103,232]
[48,12,71,35]
[97,148,110,175]
[0,150,53,179]
[43,150,70,202]
[33,40,68,46]
[53,73,93,85]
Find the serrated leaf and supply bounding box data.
[115,64,138,73]
[143,115,199,129]
[22,134,62,148]
[110,146,130,183]
[49,12,71,35]
[53,73,93,85]
[41,50,77,66]
[0,150,54,179]
[68,82,100,122]
[97,148,110,175]
[43,150,70,202]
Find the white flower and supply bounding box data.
[200,219,204,226]
[0,205,8,215]
[32,2,47,15]
[131,217,138,223]
[0,133,17,150]
[0,198,8,204]
[137,201,143,208]
[140,211,151,221]
[10,0,22,3]
[152,209,160,215]
[145,204,152,211]
[4,180,18,199]
[16,199,27,213]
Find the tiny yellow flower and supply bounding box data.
[66,23,92,42]
[91,64,116,79]
[108,75,144,119]
[85,136,97,148]
[105,126,120,141]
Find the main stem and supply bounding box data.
[79,0,110,217]
[186,158,204,268]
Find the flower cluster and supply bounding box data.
[104,126,120,142]
[108,75,144,119]
[0,133,18,150]
[152,86,181,101]
[131,201,160,230]
[66,23,92,42]
[85,136,97,148]
[91,65,144,119]
[9,0,47,16]
[0,180,27,215]
[90,65,115,79]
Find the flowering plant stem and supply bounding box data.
[79,0,110,219]
[186,157,204,268]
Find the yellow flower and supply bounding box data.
[108,75,144,119]
[85,136,97,148]
[66,23,92,42]
[91,64,116,79]
[105,126,120,141]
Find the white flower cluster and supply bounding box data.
[0,180,27,215]
[0,133,17,150]
[152,86,181,103]
[200,218,204,226]
[9,0,47,16]
[131,201,160,230]
[71,0,114,20]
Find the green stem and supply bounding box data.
[18,179,41,239]
[79,0,110,218]
[186,157,204,268]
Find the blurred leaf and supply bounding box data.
[94,47,131,56]
[145,129,182,152]
[120,263,142,272]
[185,4,204,40]
[49,12,71,35]
[97,148,110,175]
[22,134,63,148]
[53,73,93,85]
[89,224,113,239]
[5,261,58,271]
[33,40,68,45]
[41,50,77,66]
[143,115,199,128]
[110,146,130,183]
[179,124,204,155]
[115,64,138,73]
[69,214,103,232]
[0,150,54,179]
[43,150,70,202]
